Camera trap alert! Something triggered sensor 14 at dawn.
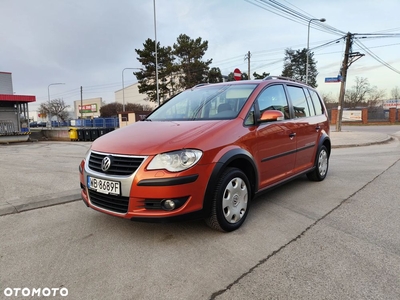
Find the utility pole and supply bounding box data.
[336,32,364,132]
[336,33,351,132]
[244,51,251,80]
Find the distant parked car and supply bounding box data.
[30,121,47,128]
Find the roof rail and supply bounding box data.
[191,83,210,89]
[263,75,307,85]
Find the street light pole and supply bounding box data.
[47,82,65,125]
[47,83,65,102]
[122,68,142,112]
[153,0,160,106]
[306,18,325,84]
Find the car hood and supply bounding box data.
[91,120,226,155]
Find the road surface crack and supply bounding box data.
[209,158,400,299]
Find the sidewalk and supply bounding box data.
[0,131,394,217]
[330,130,392,148]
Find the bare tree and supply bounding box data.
[391,86,400,100]
[344,77,384,108]
[320,92,335,104]
[39,98,70,121]
[367,88,386,107]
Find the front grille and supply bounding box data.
[88,152,145,176]
[88,190,129,214]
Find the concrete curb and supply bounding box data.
[0,189,81,217]
[331,136,393,148]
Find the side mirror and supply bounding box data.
[258,110,284,123]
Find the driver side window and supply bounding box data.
[257,85,290,119]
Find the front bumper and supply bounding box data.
[79,153,214,220]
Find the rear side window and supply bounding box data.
[303,88,316,116]
[286,85,311,118]
[308,89,324,115]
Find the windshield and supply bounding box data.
[147,84,257,121]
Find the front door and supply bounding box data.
[255,84,297,189]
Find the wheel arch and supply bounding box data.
[202,148,258,217]
[307,133,331,181]
[319,132,331,157]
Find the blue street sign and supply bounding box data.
[325,76,341,83]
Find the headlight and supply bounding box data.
[147,149,203,172]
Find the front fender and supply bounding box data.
[202,148,258,216]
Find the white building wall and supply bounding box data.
[0,72,13,94]
[115,83,157,109]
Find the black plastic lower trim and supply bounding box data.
[137,174,198,186]
[130,209,206,223]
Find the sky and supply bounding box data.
[1,0,400,114]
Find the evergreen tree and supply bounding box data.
[134,39,176,103]
[173,34,212,89]
[281,48,318,88]
[253,71,270,79]
[208,67,223,83]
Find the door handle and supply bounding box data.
[289,133,296,139]
[315,126,321,131]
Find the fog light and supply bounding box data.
[161,199,176,211]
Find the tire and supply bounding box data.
[205,167,250,232]
[307,145,329,181]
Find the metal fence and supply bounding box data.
[326,101,398,122]
[0,120,17,135]
[367,107,388,121]
[48,117,119,128]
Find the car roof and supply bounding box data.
[192,76,312,90]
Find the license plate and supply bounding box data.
[87,176,120,195]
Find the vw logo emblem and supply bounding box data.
[101,156,112,172]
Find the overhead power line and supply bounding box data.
[245,0,346,36]
[309,37,344,51]
[354,33,400,37]
[373,27,400,33]
[353,40,400,75]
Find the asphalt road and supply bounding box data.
[1,137,400,299]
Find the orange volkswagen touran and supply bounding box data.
[79,76,331,232]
